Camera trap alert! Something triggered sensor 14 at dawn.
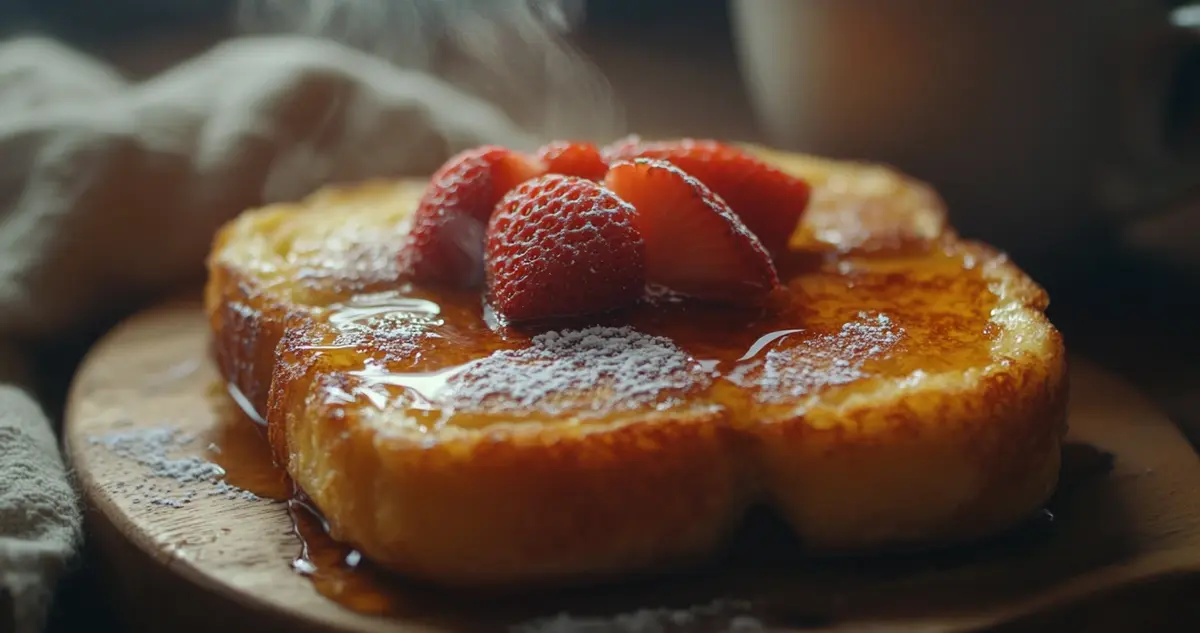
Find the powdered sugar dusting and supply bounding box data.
[308,290,443,360]
[327,290,441,332]
[444,326,708,415]
[90,427,265,507]
[510,598,762,633]
[729,311,904,403]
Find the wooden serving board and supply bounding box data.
[65,294,1200,633]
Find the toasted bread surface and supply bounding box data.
[204,147,1067,587]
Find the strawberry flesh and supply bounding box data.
[603,137,810,254]
[536,140,609,181]
[402,146,545,287]
[604,158,779,302]
[486,174,645,323]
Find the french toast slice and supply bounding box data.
[204,146,1067,587]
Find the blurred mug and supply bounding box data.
[731,0,1200,259]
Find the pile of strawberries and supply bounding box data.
[399,136,812,323]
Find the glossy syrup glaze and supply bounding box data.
[277,242,1001,434]
[208,392,403,614]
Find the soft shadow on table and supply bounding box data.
[987,573,1200,633]
[1045,251,1200,451]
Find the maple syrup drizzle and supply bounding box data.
[737,329,804,362]
[207,388,416,615]
[225,382,266,427]
[312,244,993,431]
[286,490,428,617]
[206,391,287,500]
[205,391,551,622]
[282,246,1003,434]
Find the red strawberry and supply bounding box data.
[486,174,645,322]
[536,140,609,180]
[599,134,644,162]
[402,146,545,287]
[602,136,811,254]
[604,158,779,302]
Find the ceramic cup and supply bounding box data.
[731,0,1200,258]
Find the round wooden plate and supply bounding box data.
[66,295,1200,633]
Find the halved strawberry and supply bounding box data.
[536,140,609,181]
[604,158,779,302]
[486,174,645,322]
[602,136,810,254]
[401,146,545,287]
[599,134,644,162]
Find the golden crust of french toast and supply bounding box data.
[204,147,1067,587]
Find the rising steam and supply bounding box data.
[236,0,625,144]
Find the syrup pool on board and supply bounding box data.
[208,387,424,616]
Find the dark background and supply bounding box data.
[0,0,720,42]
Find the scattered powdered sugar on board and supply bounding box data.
[729,311,904,403]
[90,427,265,507]
[510,598,763,633]
[445,326,709,414]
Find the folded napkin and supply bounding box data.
[0,34,538,633]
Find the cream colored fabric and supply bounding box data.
[0,34,534,633]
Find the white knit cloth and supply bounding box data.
[0,34,535,633]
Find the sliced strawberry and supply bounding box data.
[536,140,609,181]
[599,134,644,163]
[486,175,645,323]
[602,137,810,254]
[604,158,779,302]
[401,146,545,287]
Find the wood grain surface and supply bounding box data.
[64,294,1200,633]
